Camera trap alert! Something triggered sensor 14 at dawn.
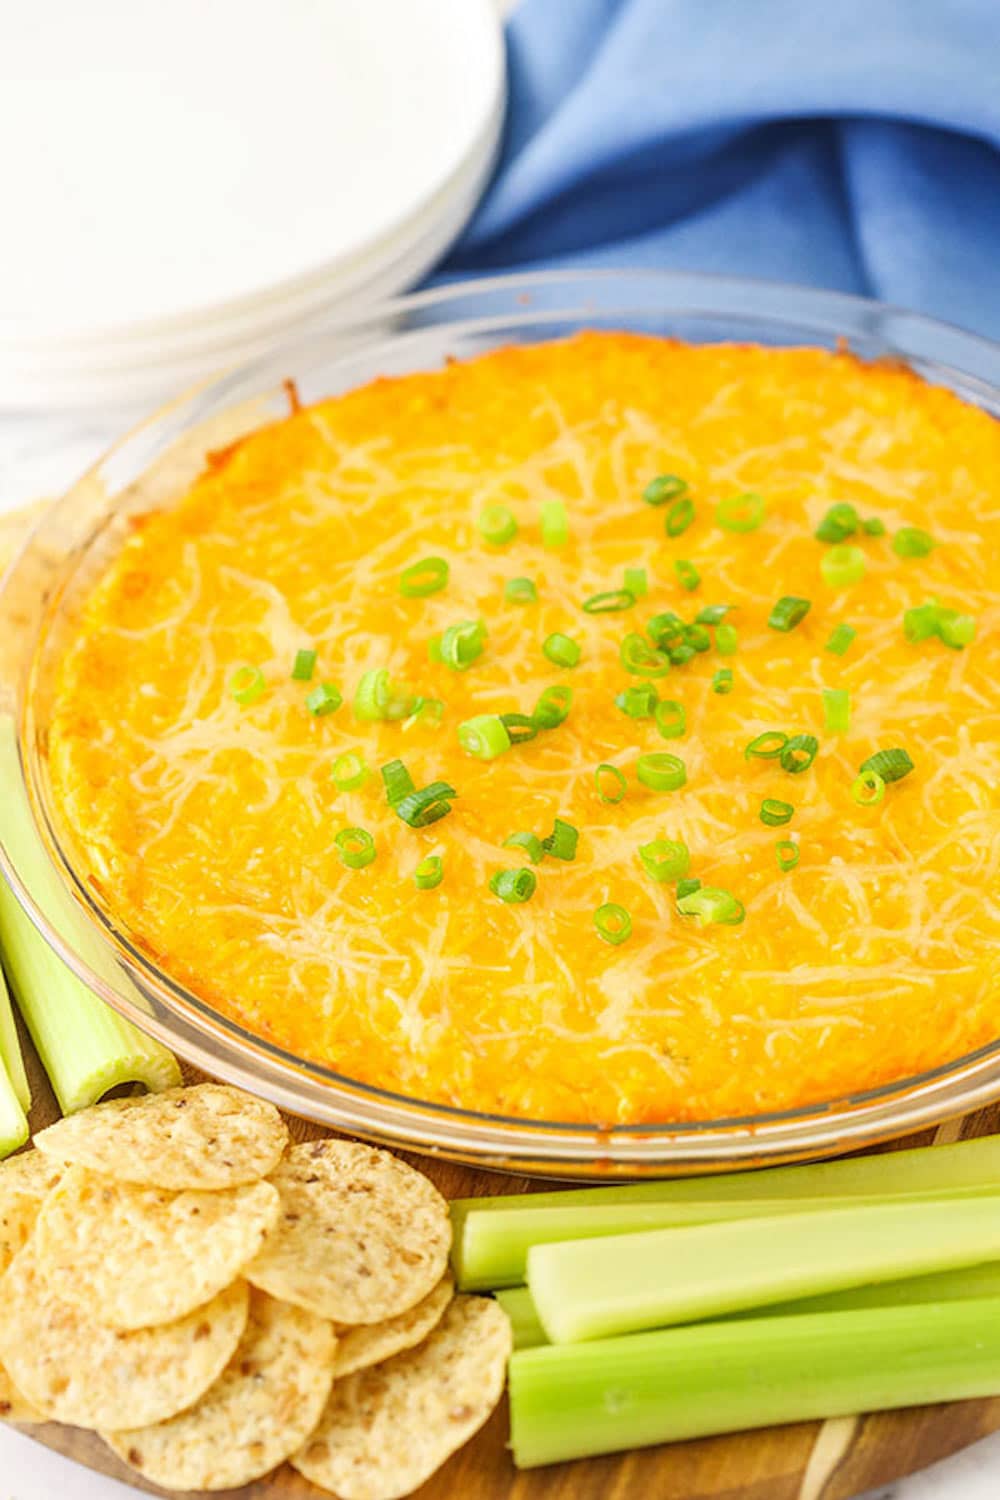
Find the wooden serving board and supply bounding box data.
[6,500,1000,1500]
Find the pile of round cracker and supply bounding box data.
[0,1083,510,1496]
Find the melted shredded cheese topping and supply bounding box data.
[48,334,1000,1124]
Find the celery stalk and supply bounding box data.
[0,719,181,1112]
[528,1194,1000,1343]
[501,1260,1000,1351]
[509,1295,1000,1467]
[451,1134,1000,1290]
[495,1286,548,1351]
[0,962,29,1111]
[0,1027,29,1157]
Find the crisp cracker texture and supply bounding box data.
[103,1289,337,1491]
[246,1140,450,1324]
[0,1243,248,1429]
[34,1165,279,1329]
[0,1362,46,1423]
[293,1295,511,1500]
[0,1150,63,1276]
[335,1272,454,1378]
[33,1083,288,1190]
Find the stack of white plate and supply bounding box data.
[0,0,505,411]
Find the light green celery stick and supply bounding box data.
[0,1029,29,1157]
[528,1194,1000,1344]
[0,961,29,1111]
[0,719,181,1112]
[509,1295,1000,1467]
[450,1134,1000,1290]
[495,1286,548,1351]
[505,1260,1000,1350]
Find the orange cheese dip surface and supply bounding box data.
[48,334,1000,1124]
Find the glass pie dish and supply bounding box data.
[2,269,999,1178]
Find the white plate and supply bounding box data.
[0,0,503,343]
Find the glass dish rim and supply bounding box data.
[3,266,1000,1175]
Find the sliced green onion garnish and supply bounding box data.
[760,798,794,827]
[335,827,376,870]
[583,589,634,614]
[636,752,686,791]
[860,748,914,784]
[864,516,886,536]
[229,665,265,705]
[623,567,648,599]
[505,577,538,605]
[715,623,739,656]
[427,635,444,663]
[413,696,445,726]
[619,632,670,678]
[638,838,690,882]
[305,682,342,717]
[542,633,581,669]
[540,499,568,548]
[716,491,765,533]
[542,818,579,862]
[354,667,390,720]
[643,474,687,507]
[695,605,732,625]
[380,758,416,807]
[399,556,449,598]
[654,699,686,739]
[500,712,538,745]
[490,867,537,904]
[414,855,443,890]
[533,684,573,729]
[711,668,733,695]
[903,602,941,643]
[291,648,317,681]
[938,610,977,649]
[669,643,695,667]
[744,731,788,760]
[825,623,856,656]
[331,752,367,791]
[815,503,859,543]
[677,886,745,926]
[478,505,518,546]
[646,611,685,649]
[683,623,711,653]
[665,498,695,537]
[503,831,545,864]
[594,903,632,945]
[440,619,487,672]
[615,684,658,719]
[673,559,700,591]
[852,769,886,806]
[393,781,458,828]
[768,596,811,632]
[780,733,819,774]
[893,527,934,559]
[776,839,800,871]
[458,714,511,761]
[822,687,851,733]
[821,544,865,589]
[594,763,627,804]
[384,684,421,721]
[676,877,701,900]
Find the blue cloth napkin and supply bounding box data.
[444,0,1000,340]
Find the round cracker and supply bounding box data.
[245,1139,450,1324]
[33,1083,288,1191]
[0,1150,63,1277]
[0,1362,46,1423]
[293,1296,511,1500]
[34,1165,280,1330]
[0,1243,249,1429]
[334,1272,454,1378]
[103,1289,336,1491]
